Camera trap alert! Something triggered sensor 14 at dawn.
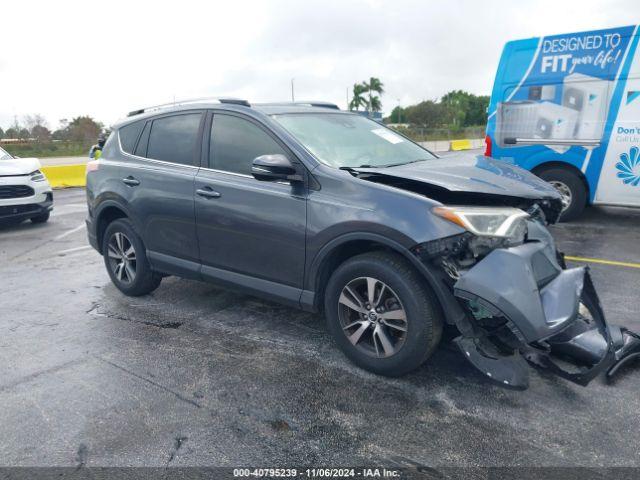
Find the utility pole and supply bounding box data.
[291,78,295,102]
[346,87,350,110]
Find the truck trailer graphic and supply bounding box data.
[486,25,640,219]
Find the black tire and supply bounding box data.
[324,251,443,377]
[537,167,587,222]
[30,211,50,224]
[102,218,162,296]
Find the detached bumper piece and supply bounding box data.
[451,240,639,389]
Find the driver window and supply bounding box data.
[210,114,287,175]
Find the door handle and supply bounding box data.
[196,187,221,199]
[122,176,140,186]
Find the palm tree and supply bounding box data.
[363,77,384,113]
[349,83,368,111]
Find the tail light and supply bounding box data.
[484,135,492,157]
[86,160,100,174]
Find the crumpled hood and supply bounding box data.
[0,157,41,176]
[356,154,561,201]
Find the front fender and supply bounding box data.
[303,231,466,325]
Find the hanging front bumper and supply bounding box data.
[451,239,639,389]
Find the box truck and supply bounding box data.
[485,25,640,219]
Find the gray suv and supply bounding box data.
[86,98,639,389]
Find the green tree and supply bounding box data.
[441,90,489,127]
[404,100,454,128]
[5,127,19,139]
[0,127,4,140]
[349,83,368,111]
[363,77,384,113]
[385,106,406,123]
[60,116,103,144]
[465,94,490,126]
[24,114,51,143]
[31,125,52,143]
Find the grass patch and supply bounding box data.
[2,141,89,158]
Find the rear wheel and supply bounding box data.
[537,167,587,221]
[324,251,443,377]
[103,218,161,296]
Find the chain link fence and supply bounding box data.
[388,125,485,142]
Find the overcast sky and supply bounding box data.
[0,0,636,130]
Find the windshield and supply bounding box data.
[0,146,12,160]
[271,113,436,168]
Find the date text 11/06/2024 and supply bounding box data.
[233,468,402,478]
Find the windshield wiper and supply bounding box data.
[382,159,430,168]
[339,164,376,170]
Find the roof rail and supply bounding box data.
[257,101,340,110]
[127,97,250,117]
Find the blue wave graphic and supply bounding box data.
[616,146,640,186]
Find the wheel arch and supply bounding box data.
[531,161,591,203]
[94,201,133,252]
[307,232,465,325]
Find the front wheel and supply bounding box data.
[103,218,162,296]
[537,167,587,221]
[324,251,443,377]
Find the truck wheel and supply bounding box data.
[537,167,587,221]
[103,218,162,296]
[324,251,443,377]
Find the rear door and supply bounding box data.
[194,111,307,303]
[120,111,204,277]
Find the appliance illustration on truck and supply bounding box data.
[562,73,611,139]
[485,25,640,220]
[496,101,579,150]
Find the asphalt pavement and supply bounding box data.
[1,188,639,468]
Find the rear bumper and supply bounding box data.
[0,194,53,221]
[86,217,99,252]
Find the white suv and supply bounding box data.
[0,145,53,225]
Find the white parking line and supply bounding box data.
[53,223,85,241]
[56,245,92,256]
[51,205,87,217]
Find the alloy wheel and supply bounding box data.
[549,180,573,211]
[107,232,137,284]
[337,277,408,358]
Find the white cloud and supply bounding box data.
[0,0,635,129]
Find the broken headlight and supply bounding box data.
[433,206,529,246]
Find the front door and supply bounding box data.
[195,112,307,303]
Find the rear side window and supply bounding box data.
[147,113,202,165]
[134,122,151,157]
[119,121,144,154]
[210,114,287,175]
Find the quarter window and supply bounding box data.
[147,113,202,165]
[134,121,151,157]
[119,121,144,154]
[210,114,287,175]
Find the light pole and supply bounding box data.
[291,78,295,102]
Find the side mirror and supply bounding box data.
[251,154,302,182]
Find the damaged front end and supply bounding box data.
[414,205,640,390]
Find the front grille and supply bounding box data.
[0,185,34,199]
[0,204,39,216]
